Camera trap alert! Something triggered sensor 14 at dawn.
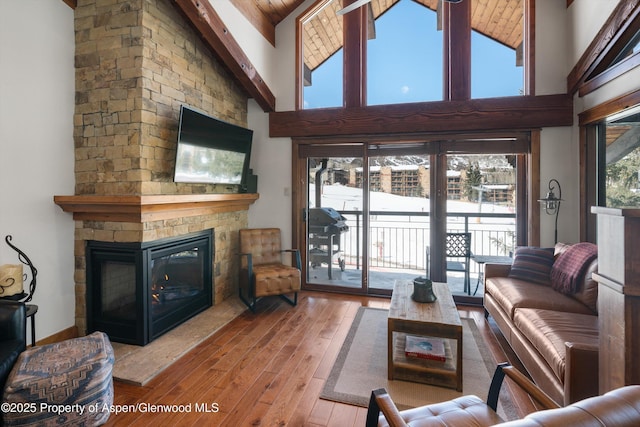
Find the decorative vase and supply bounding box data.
[412,277,437,303]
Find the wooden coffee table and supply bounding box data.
[388,280,463,391]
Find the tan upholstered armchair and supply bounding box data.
[239,228,301,312]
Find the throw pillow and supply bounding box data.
[550,242,598,294]
[508,246,556,285]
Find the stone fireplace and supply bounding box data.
[54,0,258,338]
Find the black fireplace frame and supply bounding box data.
[86,229,213,345]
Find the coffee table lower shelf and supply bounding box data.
[390,332,460,390]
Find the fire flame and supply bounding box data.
[151,274,170,303]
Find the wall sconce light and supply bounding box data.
[538,179,562,243]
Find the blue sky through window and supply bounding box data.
[303,0,523,109]
[472,30,523,98]
[367,0,443,105]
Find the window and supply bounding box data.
[470,0,525,98]
[569,3,640,96]
[300,0,344,109]
[296,133,529,300]
[297,0,530,109]
[580,90,640,242]
[366,0,443,105]
[598,105,640,208]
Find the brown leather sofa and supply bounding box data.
[484,243,599,406]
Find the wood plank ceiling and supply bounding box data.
[232,0,523,73]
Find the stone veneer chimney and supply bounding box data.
[69,0,254,334]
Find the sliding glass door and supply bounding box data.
[306,153,367,293]
[366,151,432,293]
[444,153,518,298]
[296,135,528,300]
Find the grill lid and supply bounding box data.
[309,207,345,225]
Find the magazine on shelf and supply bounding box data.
[404,335,446,362]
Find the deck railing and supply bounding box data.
[335,210,516,275]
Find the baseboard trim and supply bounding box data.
[36,326,79,346]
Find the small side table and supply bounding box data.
[25,304,38,346]
[471,255,513,295]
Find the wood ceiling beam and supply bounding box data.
[269,94,573,138]
[173,0,276,112]
[229,0,276,46]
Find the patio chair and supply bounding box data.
[446,232,472,294]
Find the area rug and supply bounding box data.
[320,307,517,420]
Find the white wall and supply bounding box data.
[0,1,76,340]
[533,0,576,245]
[567,0,619,68]
[246,99,294,245]
[245,0,316,246]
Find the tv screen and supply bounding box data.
[174,105,253,186]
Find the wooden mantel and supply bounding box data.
[53,194,259,223]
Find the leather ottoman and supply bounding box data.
[2,331,114,426]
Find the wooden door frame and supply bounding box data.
[292,132,537,296]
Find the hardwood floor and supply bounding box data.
[105,291,536,426]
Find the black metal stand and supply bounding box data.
[539,179,562,244]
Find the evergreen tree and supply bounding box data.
[463,163,483,201]
[606,150,640,208]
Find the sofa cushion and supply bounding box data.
[378,394,504,427]
[571,258,598,313]
[508,247,555,285]
[485,277,596,320]
[513,308,598,383]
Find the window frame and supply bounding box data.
[296,0,535,110]
[578,89,640,242]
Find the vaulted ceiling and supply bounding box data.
[62,0,526,113]
[232,0,523,73]
[229,0,307,45]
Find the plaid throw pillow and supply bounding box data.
[508,246,555,285]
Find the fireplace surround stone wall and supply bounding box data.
[63,0,255,335]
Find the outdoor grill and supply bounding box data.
[308,207,349,279]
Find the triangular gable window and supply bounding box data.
[297,0,530,110]
[570,3,640,96]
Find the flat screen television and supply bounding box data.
[174,105,253,187]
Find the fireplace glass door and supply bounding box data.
[86,230,213,345]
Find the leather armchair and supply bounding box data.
[0,300,26,392]
[366,362,640,426]
[239,228,301,312]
